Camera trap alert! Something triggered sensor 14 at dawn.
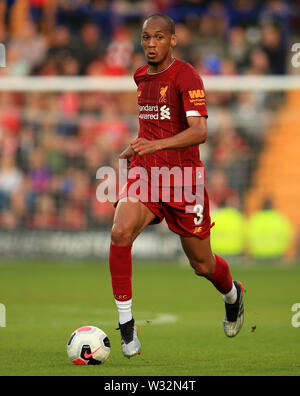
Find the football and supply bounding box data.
[67,326,111,365]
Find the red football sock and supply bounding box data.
[109,242,132,301]
[206,255,233,294]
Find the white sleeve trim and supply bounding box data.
[186,110,201,117]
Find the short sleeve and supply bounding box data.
[134,65,147,87]
[177,64,208,118]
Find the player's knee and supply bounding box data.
[111,224,135,246]
[190,258,214,277]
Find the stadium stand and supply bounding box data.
[0,0,300,258]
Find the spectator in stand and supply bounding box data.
[90,195,115,225]
[247,46,270,75]
[28,0,49,25]
[87,26,134,76]
[60,203,87,230]
[226,26,250,73]
[0,93,21,159]
[17,125,35,171]
[46,25,73,62]
[9,20,48,73]
[191,12,226,68]
[28,147,51,194]
[9,185,29,228]
[212,124,249,168]
[71,22,106,75]
[21,93,44,132]
[220,57,238,75]
[260,0,291,41]
[233,91,272,146]
[0,155,23,208]
[84,145,107,184]
[3,43,31,76]
[210,122,250,193]
[171,22,194,64]
[29,194,59,229]
[63,169,90,228]
[261,23,287,74]
[59,55,81,76]
[0,209,20,230]
[62,136,85,170]
[227,0,262,28]
[206,168,240,212]
[94,99,131,153]
[127,51,145,75]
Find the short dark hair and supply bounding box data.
[143,13,175,34]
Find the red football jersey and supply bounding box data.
[130,58,208,181]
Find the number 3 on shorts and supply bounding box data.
[193,204,204,226]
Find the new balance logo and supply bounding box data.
[160,105,170,120]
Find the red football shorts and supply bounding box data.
[116,177,214,239]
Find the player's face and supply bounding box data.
[141,18,177,71]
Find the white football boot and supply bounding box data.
[117,318,141,358]
[223,280,244,337]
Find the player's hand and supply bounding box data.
[119,145,135,160]
[119,145,135,169]
[130,138,161,156]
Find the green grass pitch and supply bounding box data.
[0,259,299,376]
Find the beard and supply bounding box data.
[147,60,160,66]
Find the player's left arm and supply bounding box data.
[130,116,207,156]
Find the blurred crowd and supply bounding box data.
[1,0,299,77]
[0,0,299,231]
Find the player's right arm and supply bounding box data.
[130,116,207,155]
